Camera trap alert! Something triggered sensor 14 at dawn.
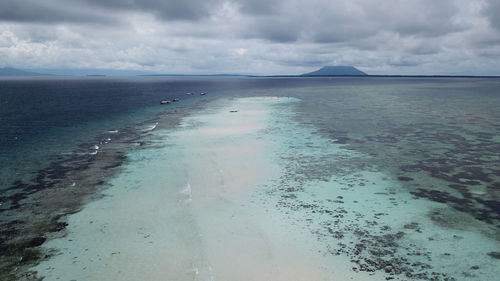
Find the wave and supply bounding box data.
[86,144,100,155]
[141,122,159,132]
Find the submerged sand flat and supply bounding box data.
[33,96,499,281]
[34,97,378,281]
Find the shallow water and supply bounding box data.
[35,94,499,281]
[1,77,499,280]
[260,96,499,280]
[34,97,362,281]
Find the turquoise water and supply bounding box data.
[1,77,499,280]
[260,96,499,280]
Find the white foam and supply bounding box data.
[180,183,192,202]
[142,122,159,132]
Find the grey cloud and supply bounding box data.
[0,0,467,41]
[388,59,421,67]
[406,45,442,56]
[279,57,333,67]
[237,0,281,15]
[476,47,500,58]
[0,0,113,24]
[0,0,499,75]
[484,0,500,30]
[236,0,465,44]
[81,0,224,21]
[473,37,500,48]
[243,17,300,42]
[0,0,224,24]
[367,0,463,37]
[309,24,374,44]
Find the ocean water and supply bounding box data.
[0,77,499,280]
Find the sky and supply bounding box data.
[1,0,500,75]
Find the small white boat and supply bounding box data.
[160,100,171,104]
[186,92,192,95]
[200,92,206,96]
[172,98,180,102]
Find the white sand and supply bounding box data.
[34,97,381,281]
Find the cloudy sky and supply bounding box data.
[1,0,500,75]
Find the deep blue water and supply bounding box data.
[0,77,233,149]
[1,76,499,174]
[3,76,470,149]
[0,76,340,151]
[0,76,323,188]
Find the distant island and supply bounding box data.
[0,67,49,76]
[0,67,151,77]
[302,66,367,76]
[139,73,248,77]
[1,66,369,77]
[1,66,498,78]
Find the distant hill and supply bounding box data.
[140,73,249,77]
[302,66,367,76]
[0,67,49,76]
[31,68,154,76]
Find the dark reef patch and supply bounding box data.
[0,95,199,281]
[411,188,500,225]
[0,120,164,281]
[265,82,500,280]
[397,176,414,182]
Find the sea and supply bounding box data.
[0,76,499,281]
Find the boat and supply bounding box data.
[172,98,180,102]
[186,92,192,95]
[200,92,206,96]
[160,100,171,104]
